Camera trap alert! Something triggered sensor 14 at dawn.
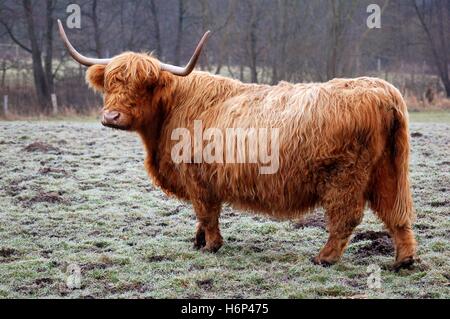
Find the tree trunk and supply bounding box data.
[23,0,51,112]
[249,26,258,83]
[149,0,162,58]
[327,1,339,80]
[174,0,184,65]
[437,3,450,97]
[44,0,54,93]
[92,0,103,58]
[413,0,450,97]
[1,60,7,89]
[248,3,258,83]
[441,73,450,97]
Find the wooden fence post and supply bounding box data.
[3,95,8,116]
[51,93,58,115]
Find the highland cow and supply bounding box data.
[58,20,417,269]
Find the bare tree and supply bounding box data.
[326,0,358,80]
[413,0,450,97]
[91,0,103,57]
[242,0,262,83]
[174,0,185,65]
[149,0,163,58]
[44,0,56,93]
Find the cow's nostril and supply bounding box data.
[103,111,120,122]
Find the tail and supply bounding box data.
[368,83,414,227]
[388,89,414,226]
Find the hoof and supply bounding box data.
[312,256,335,267]
[200,242,222,254]
[193,231,206,250]
[392,256,417,271]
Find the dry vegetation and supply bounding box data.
[0,112,449,299]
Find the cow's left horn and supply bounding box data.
[57,19,112,66]
[160,31,211,77]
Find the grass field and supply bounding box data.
[0,111,448,299]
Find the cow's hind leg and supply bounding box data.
[369,158,416,270]
[313,163,368,266]
[372,205,417,271]
[313,197,364,266]
[388,225,416,271]
[192,199,223,253]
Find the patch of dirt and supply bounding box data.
[80,262,112,273]
[293,213,326,229]
[411,132,423,138]
[93,241,110,249]
[15,277,54,295]
[57,283,72,297]
[227,236,241,242]
[107,168,126,175]
[5,177,30,197]
[250,245,264,253]
[106,282,149,294]
[146,255,172,262]
[38,167,68,176]
[23,141,60,153]
[25,192,68,206]
[429,200,448,207]
[196,279,214,291]
[189,264,205,271]
[40,249,53,258]
[352,231,391,242]
[415,224,435,231]
[0,247,17,258]
[352,231,394,258]
[34,277,53,286]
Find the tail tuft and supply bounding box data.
[389,91,414,226]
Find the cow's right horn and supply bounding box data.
[160,31,211,77]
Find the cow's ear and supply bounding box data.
[86,65,106,92]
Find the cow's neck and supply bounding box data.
[136,101,166,185]
[137,105,189,198]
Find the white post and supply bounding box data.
[51,93,58,115]
[377,58,381,73]
[3,95,8,116]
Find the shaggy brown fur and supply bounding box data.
[86,52,417,269]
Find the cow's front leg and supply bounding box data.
[192,199,223,253]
